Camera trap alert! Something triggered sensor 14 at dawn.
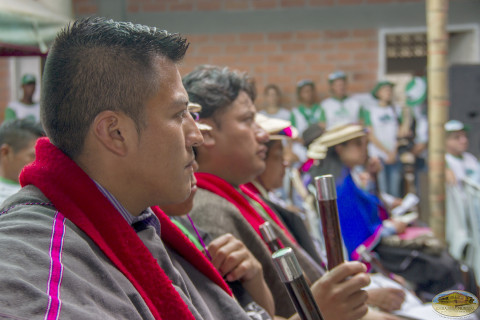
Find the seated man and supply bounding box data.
[0,17,257,319]
[0,119,44,203]
[445,119,480,185]
[184,65,373,320]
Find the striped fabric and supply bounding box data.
[44,211,66,320]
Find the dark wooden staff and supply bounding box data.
[314,174,344,270]
[259,221,283,253]
[272,248,324,320]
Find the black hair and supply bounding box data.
[296,80,315,100]
[0,119,44,152]
[41,17,189,158]
[264,84,281,96]
[182,65,256,127]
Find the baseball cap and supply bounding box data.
[371,80,395,99]
[445,120,469,132]
[328,71,347,83]
[21,74,36,85]
[296,79,314,89]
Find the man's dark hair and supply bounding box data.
[182,65,256,127]
[0,119,44,153]
[41,17,189,158]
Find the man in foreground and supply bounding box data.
[0,18,255,319]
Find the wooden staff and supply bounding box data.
[272,248,324,320]
[259,221,283,253]
[314,175,344,270]
[427,0,449,242]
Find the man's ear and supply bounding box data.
[199,119,217,148]
[0,144,12,159]
[92,110,132,157]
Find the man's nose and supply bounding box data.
[255,124,269,143]
[186,115,204,147]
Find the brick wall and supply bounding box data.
[180,29,378,107]
[125,0,422,12]
[0,59,10,121]
[71,0,381,107]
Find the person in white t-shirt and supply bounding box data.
[5,74,41,123]
[259,84,290,121]
[319,71,371,129]
[445,120,480,185]
[289,80,322,161]
[366,81,402,197]
[0,119,44,204]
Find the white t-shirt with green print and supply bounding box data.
[5,101,40,123]
[319,96,370,129]
[446,152,480,185]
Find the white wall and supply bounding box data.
[8,57,42,103]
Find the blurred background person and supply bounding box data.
[289,80,321,162]
[5,74,41,123]
[0,119,44,203]
[259,84,290,121]
[445,120,480,185]
[319,71,371,129]
[366,81,402,198]
[290,79,321,136]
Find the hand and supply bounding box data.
[361,308,403,320]
[446,168,457,185]
[389,220,407,234]
[207,233,262,282]
[366,288,405,312]
[391,274,407,287]
[311,261,370,320]
[390,198,403,209]
[411,143,426,156]
[366,157,383,175]
[385,151,397,165]
[208,234,275,317]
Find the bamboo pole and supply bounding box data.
[426,0,449,242]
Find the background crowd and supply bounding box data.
[0,14,479,320]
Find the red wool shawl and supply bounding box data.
[20,138,231,320]
[195,172,297,244]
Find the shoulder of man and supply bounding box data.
[0,185,154,319]
[190,188,253,241]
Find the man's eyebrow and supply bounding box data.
[171,97,189,109]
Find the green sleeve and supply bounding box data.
[4,108,16,121]
[359,107,371,126]
[289,111,297,128]
[318,107,326,124]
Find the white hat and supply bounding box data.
[188,102,212,131]
[307,123,366,160]
[445,120,468,132]
[255,113,298,140]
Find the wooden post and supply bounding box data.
[426,0,449,242]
